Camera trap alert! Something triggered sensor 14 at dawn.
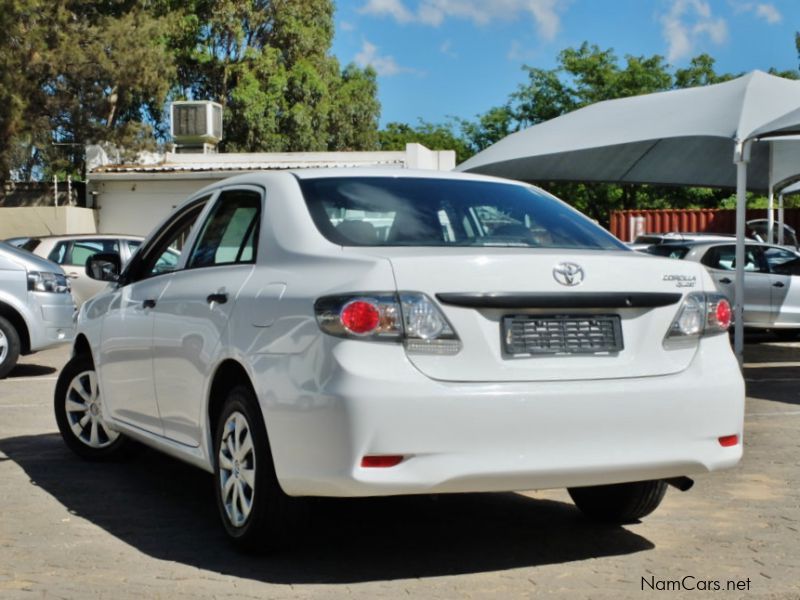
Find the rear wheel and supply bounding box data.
[568,480,668,523]
[54,353,129,460]
[0,316,21,379]
[213,385,293,552]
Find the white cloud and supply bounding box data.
[730,2,782,24]
[359,0,567,42]
[360,0,415,23]
[354,40,413,76]
[440,39,458,58]
[339,20,356,32]
[755,3,782,24]
[660,0,729,62]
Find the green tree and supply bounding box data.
[0,1,175,183]
[378,121,472,164]
[170,0,380,153]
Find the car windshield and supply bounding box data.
[300,177,626,250]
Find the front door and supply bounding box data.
[99,198,210,434]
[701,244,772,326]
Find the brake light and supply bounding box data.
[314,292,461,354]
[718,434,739,447]
[340,299,381,335]
[665,292,732,341]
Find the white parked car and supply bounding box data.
[54,170,745,550]
[16,234,146,307]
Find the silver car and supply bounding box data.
[646,241,800,338]
[17,234,148,307]
[0,241,75,377]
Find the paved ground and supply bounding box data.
[1,340,799,600]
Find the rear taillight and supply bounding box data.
[665,292,732,342]
[315,292,461,354]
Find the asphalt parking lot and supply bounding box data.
[1,341,799,600]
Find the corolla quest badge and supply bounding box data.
[553,262,585,286]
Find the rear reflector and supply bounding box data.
[718,434,739,447]
[361,455,404,468]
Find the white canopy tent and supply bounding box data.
[458,71,800,364]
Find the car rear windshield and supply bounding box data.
[299,177,626,250]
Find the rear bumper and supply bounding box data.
[257,334,744,497]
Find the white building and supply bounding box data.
[87,143,456,236]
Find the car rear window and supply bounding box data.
[299,177,626,251]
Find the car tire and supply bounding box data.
[54,353,130,460]
[568,479,668,524]
[0,316,21,379]
[213,385,294,552]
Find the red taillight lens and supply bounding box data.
[361,455,404,468]
[715,299,732,330]
[718,434,739,447]
[340,299,380,335]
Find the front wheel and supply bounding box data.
[213,385,294,552]
[54,354,129,460]
[568,480,668,523]
[0,316,21,379]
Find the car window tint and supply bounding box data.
[188,190,260,268]
[301,177,626,250]
[645,245,690,259]
[126,199,210,282]
[67,239,119,266]
[764,247,798,272]
[47,241,69,264]
[701,245,764,272]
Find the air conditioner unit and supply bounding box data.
[171,101,223,146]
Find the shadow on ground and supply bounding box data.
[7,364,57,378]
[742,335,800,406]
[0,433,654,584]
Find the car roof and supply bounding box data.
[25,233,144,242]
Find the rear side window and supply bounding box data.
[68,239,120,266]
[701,245,764,272]
[300,177,626,251]
[188,190,261,268]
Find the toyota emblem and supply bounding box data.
[553,262,585,287]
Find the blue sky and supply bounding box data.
[331,0,800,127]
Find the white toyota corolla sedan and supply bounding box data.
[55,169,744,550]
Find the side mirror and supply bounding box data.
[86,252,121,282]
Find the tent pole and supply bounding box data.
[778,193,785,245]
[768,142,774,243]
[734,142,750,367]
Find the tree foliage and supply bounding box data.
[0,0,381,183]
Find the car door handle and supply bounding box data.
[719,277,732,284]
[207,293,228,305]
[67,272,80,279]
[773,281,786,288]
[142,298,157,309]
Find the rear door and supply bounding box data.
[700,244,772,326]
[152,187,261,447]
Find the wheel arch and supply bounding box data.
[72,334,92,361]
[0,300,31,354]
[207,359,261,454]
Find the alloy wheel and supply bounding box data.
[218,411,257,528]
[64,370,119,448]
[0,330,7,365]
